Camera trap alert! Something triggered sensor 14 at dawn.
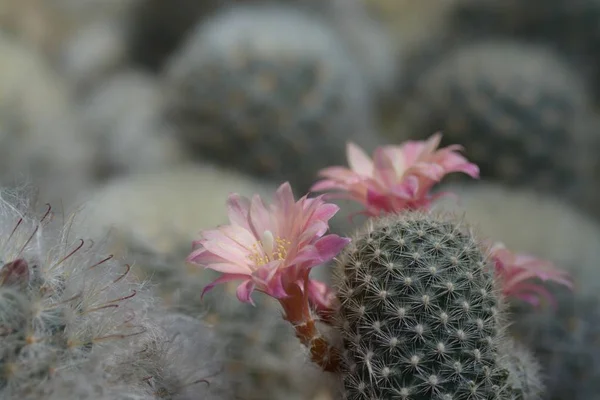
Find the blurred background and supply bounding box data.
[2,0,599,221]
[2,1,600,398]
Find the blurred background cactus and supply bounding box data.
[2,0,600,398]
[163,3,380,193]
[0,32,93,204]
[399,41,594,198]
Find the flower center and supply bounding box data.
[248,230,291,266]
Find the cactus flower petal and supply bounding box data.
[490,243,573,306]
[188,182,350,303]
[311,133,479,215]
[201,273,250,300]
[233,279,257,305]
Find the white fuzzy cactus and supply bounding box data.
[0,186,154,397]
[109,312,232,399]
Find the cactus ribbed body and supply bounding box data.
[510,284,600,400]
[402,41,592,195]
[165,4,376,192]
[335,212,513,399]
[451,0,600,83]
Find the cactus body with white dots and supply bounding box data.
[334,212,522,399]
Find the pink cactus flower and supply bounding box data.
[311,133,479,216]
[187,182,351,305]
[490,243,573,307]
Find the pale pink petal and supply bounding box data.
[314,235,351,261]
[274,182,296,214]
[257,260,284,283]
[249,262,273,285]
[275,193,298,237]
[390,176,420,199]
[454,162,480,178]
[383,147,406,176]
[236,280,257,305]
[312,203,340,222]
[219,225,259,249]
[196,229,226,241]
[435,149,480,177]
[226,194,252,230]
[249,194,272,238]
[372,148,397,187]
[436,143,463,154]
[299,221,329,243]
[201,227,256,255]
[310,180,344,192]
[202,240,252,267]
[503,269,544,289]
[347,142,374,176]
[204,262,253,275]
[319,191,357,202]
[508,282,556,308]
[397,142,425,165]
[419,132,443,157]
[315,166,359,180]
[262,271,289,299]
[201,273,250,299]
[400,133,441,165]
[186,248,226,264]
[290,245,321,267]
[433,149,466,166]
[294,197,320,229]
[409,162,446,181]
[491,243,572,306]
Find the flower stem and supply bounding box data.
[278,281,340,372]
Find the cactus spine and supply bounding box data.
[334,212,521,399]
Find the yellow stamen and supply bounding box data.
[274,237,291,261]
[247,231,292,267]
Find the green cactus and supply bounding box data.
[509,282,600,400]
[449,0,600,99]
[334,212,521,400]
[401,40,594,196]
[164,3,379,193]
